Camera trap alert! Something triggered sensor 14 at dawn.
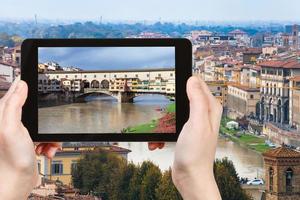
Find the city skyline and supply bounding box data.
[39,47,175,70]
[1,0,300,22]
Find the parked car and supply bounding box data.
[247,179,264,185]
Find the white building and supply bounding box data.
[0,62,15,82]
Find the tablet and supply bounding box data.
[21,38,192,141]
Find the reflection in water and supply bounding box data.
[38,94,171,133]
[119,138,264,179]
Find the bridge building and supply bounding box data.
[38,68,175,102]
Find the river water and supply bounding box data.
[38,94,170,133]
[119,139,264,179]
[39,94,264,179]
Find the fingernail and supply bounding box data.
[47,147,58,158]
[15,82,24,93]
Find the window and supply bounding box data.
[158,74,161,77]
[56,75,59,78]
[170,73,173,77]
[114,75,117,78]
[217,87,221,90]
[135,74,138,78]
[39,80,42,84]
[37,161,41,174]
[94,75,97,78]
[65,75,68,78]
[250,94,254,99]
[147,74,150,78]
[75,75,77,78]
[286,168,293,192]
[125,74,127,78]
[84,75,87,78]
[104,74,106,78]
[51,161,63,175]
[269,167,274,192]
[283,70,290,77]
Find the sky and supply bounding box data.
[1,0,300,22]
[39,47,175,70]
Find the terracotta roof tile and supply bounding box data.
[243,48,262,54]
[290,76,300,82]
[262,146,300,158]
[259,59,300,69]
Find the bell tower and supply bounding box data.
[263,146,300,200]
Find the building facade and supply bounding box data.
[37,143,131,186]
[38,68,175,94]
[227,84,260,119]
[263,146,300,200]
[289,76,300,131]
[0,62,15,83]
[259,59,300,125]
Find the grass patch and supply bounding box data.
[239,134,265,144]
[220,117,271,153]
[166,103,175,113]
[125,103,175,134]
[251,144,271,153]
[124,119,158,133]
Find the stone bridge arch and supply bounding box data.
[91,80,100,88]
[100,79,109,89]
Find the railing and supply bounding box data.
[83,87,175,94]
[84,88,109,93]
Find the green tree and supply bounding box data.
[72,150,126,200]
[140,162,162,200]
[214,158,252,200]
[116,163,138,200]
[156,168,183,200]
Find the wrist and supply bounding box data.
[172,169,221,200]
[1,172,36,200]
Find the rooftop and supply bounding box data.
[262,146,300,158]
[258,59,300,69]
[243,48,262,55]
[60,142,131,154]
[228,84,260,92]
[290,76,300,82]
[0,61,19,68]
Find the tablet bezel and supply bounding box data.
[21,38,192,142]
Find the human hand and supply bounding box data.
[0,78,61,200]
[172,76,222,200]
[148,76,222,200]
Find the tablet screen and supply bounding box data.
[37,47,176,134]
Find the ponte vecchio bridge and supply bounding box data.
[38,68,175,102]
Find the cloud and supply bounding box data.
[39,47,175,70]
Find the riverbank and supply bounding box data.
[124,102,175,133]
[220,117,271,154]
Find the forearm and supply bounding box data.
[174,171,221,200]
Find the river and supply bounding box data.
[38,94,170,133]
[119,139,264,179]
[39,94,264,179]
